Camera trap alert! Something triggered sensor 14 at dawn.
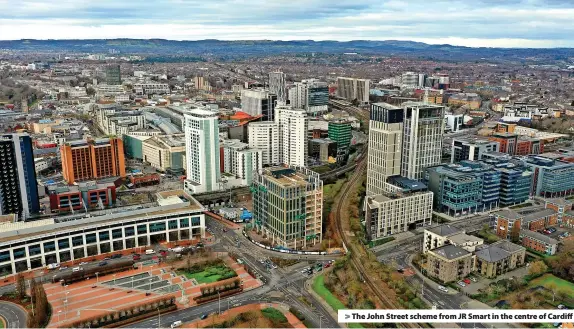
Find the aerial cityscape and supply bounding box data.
[0,1,574,329]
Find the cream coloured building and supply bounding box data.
[142,134,186,173]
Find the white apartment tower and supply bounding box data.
[248,122,279,165]
[336,77,370,104]
[366,103,404,196]
[401,103,446,180]
[269,71,286,102]
[183,108,221,194]
[276,105,308,167]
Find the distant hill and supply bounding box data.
[1,39,573,62]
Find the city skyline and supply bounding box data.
[1,0,574,48]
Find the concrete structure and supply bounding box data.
[240,89,277,121]
[133,83,170,95]
[503,102,552,120]
[426,245,473,284]
[269,71,286,102]
[308,138,337,163]
[423,225,484,253]
[444,114,464,132]
[96,105,145,137]
[288,79,329,115]
[251,166,322,249]
[142,134,186,174]
[220,139,263,187]
[183,108,221,194]
[48,182,116,213]
[474,241,526,279]
[447,93,481,110]
[451,137,500,163]
[60,138,126,184]
[247,122,279,166]
[519,230,558,255]
[0,190,205,275]
[276,105,308,167]
[365,177,433,239]
[0,134,40,220]
[336,77,370,104]
[401,103,445,180]
[123,134,151,160]
[366,103,403,196]
[105,64,121,85]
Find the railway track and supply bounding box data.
[333,156,426,329]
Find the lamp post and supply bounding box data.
[158,307,161,329]
[113,274,116,286]
[95,272,99,283]
[149,278,153,291]
[217,291,221,315]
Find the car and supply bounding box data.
[79,262,88,266]
[457,281,466,287]
[463,278,471,284]
[171,320,183,328]
[104,257,111,260]
[133,255,141,261]
[72,267,82,272]
[200,314,208,320]
[558,304,567,309]
[553,323,561,328]
[59,266,68,271]
[301,268,309,274]
[324,263,331,268]
[469,277,478,282]
[259,259,265,264]
[437,285,448,293]
[98,261,108,266]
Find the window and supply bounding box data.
[168,220,178,230]
[191,217,201,226]
[149,222,166,233]
[124,226,135,237]
[112,229,122,239]
[43,241,56,253]
[58,239,70,249]
[13,248,25,259]
[86,234,97,244]
[0,251,10,262]
[72,236,84,247]
[180,218,189,228]
[137,224,147,234]
[99,231,110,241]
[28,244,41,256]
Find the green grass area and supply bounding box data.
[261,307,288,324]
[477,228,501,244]
[313,275,364,329]
[178,265,237,284]
[0,316,4,328]
[529,274,574,296]
[323,179,345,200]
[311,164,332,174]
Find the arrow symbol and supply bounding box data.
[345,314,350,319]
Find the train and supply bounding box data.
[242,230,331,255]
[51,260,137,285]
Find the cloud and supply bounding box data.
[0,0,573,47]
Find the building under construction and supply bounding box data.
[251,166,323,250]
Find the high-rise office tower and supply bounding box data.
[276,105,308,167]
[248,122,279,165]
[328,120,352,159]
[0,133,40,220]
[269,71,286,103]
[252,166,323,249]
[61,138,126,184]
[401,103,445,180]
[336,77,370,104]
[288,79,329,116]
[366,103,404,196]
[240,89,277,121]
[183,108,221,194]
[105,64,121,85]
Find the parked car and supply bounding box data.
[98,261,108,266]
[458,281,466,287]
[171,320,183,328]
[463,278,471,284]
[59,266,68,271]
[72,267,82,272]
[133,255,141,261]
[47,263,60,270]
[437,285,448,293]
[558,304,567,309]
[200,314,208,320]
[79,262,88,266]
[469,277,478,283]
[324,263,331,268]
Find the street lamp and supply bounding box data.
[113,274,116,286]
[149,278,153,291]
[95,272,99,283]
[217,291,221,315]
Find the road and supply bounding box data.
[0,301,27,328]
[127,217,340,328]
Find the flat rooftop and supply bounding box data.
[262,167,312,187]
[0,190,204,245]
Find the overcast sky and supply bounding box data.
[1,0,573,48]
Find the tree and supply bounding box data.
[547,282,559,303]
[528,260,548,277]
[509,224,521,243]
[16,273,25,300]
[86,87,95,96]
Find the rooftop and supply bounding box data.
[523,208,557,223]
[545,198,573,207]
[430,244,471,260]
[520,230,558,245]
[449,233,484,245]
[427,224,462,237]
[494,209,522,220]
[261,167,318,188]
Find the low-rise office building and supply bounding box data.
[423,225,484,253]
[0,190,205,275]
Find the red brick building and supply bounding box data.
[48,182,116,213]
